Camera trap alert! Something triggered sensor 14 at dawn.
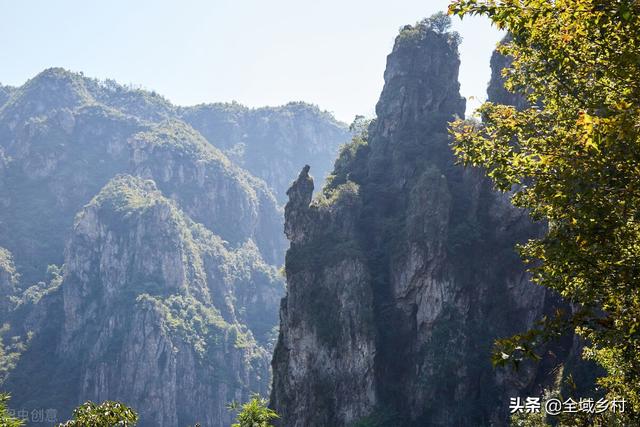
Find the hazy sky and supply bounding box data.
[0,0,503,123]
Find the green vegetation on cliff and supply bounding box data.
[398,12,461,45]
[273,14,545,426]
[132,120,233,166]
[2,171,282,425]
[89,175,163,214]
[0,64,348,426]
[0,249,17,281]
[136,293,259,359]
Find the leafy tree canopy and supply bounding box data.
[57,400,138,426]
[227,394,278,427]
[449,0,640,423]
[421,11,453,34]
[0,393,23,427]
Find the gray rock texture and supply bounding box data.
[271,24,566,427]
[0,68,343,425]
[7,176,282,426]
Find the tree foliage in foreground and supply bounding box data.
[0,393,23,427]
[57,400,138,426]
[449,0,640,423]
[227,394,279,427]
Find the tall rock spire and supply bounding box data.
[271,20,558,426]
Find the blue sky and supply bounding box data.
[0,0,503,123]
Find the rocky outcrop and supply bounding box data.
[129,120,285,265]
[271,22,562,426]
[273,165,377,426]
[7,175,282,426]
[0,248,18,317]
[487,36,528,110]
[0,102,143,284]
[180,102,351,202]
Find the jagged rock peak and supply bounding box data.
[67,174,199,307]
[271,16,557,427]
[286,164,314,208]
[374,22,465,139]
[283,165,314,245]
[42,173,278,425]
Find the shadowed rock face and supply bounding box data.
[487,35,529,111]
[271,25,566,427]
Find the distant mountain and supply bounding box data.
[0,68,347,425]
[0,84,14,108]
[180,101,350,203]
[0,68,349,285]
[6,175,281,426]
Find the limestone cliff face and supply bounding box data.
[181,102,351,202]
[8,176,282,426]
[0,69,333,425]
[274,165,377,426]
[0,69,338,285]
[272,24,559,426]
[0,248,18,318]
[129,121,285,265]
[0,68,180,286]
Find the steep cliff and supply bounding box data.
[0,68,349,425]
[271,22,561,426]
[0,69,166,285]
[6,176,282,426]
[180,102,351,202]
[0,104,142,284]
[0,68,340,285]
[129,120,285,265]
[0,248,18,319]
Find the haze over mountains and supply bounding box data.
[0,16,595,427]
[0,68,348,426]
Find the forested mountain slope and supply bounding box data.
[0,68,346,425]
[180,102,350,203]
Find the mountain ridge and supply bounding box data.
[0,67,347,425]
[270,21,571,427]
